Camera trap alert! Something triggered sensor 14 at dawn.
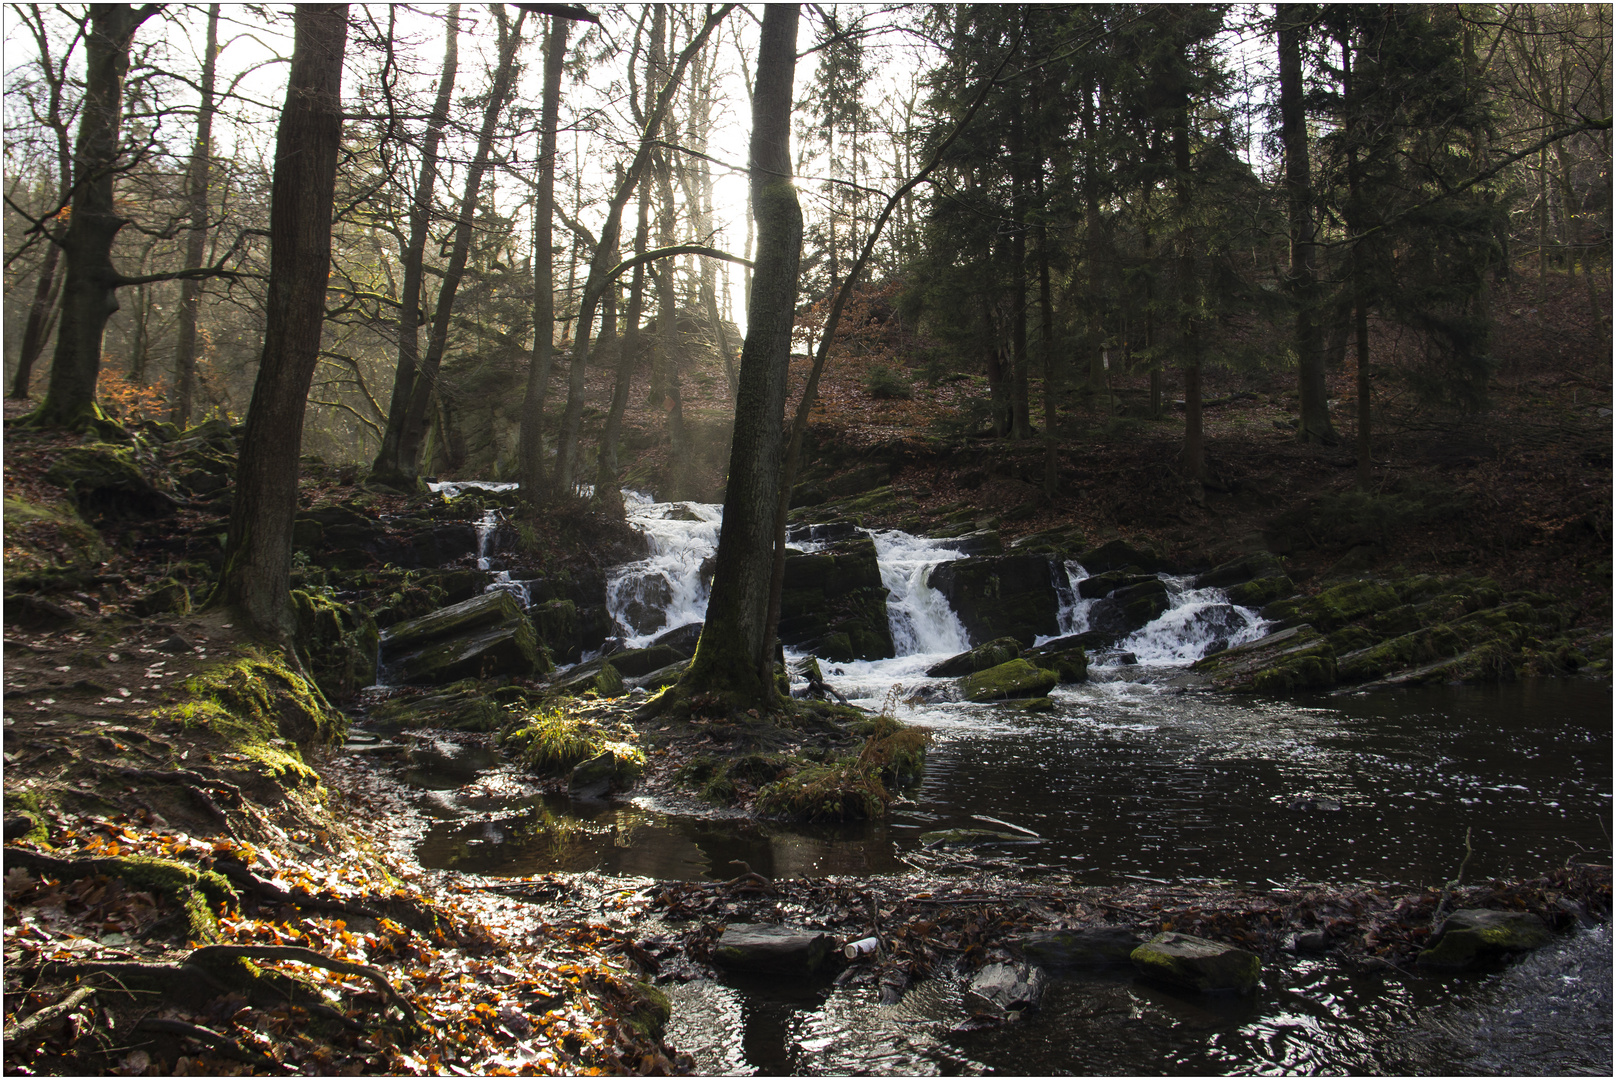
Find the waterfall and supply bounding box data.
[1051,559,1093,639]
[604,493,723,647]
[1119,575,1267,665]
[866,529,970,656]
[474,509,497,571]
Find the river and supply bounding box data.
[391,491,1611,1074]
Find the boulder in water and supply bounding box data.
[1085,579,1170,638]
[927,554,1061,646]
[651,621,703,658]
[712,924,834,974]
[381,591,545,684]
[1077,569,1156,600]
[1014,927,1141,969]
[960,659,1058,702]
[1418,909,1553,969]
[1227,574,1296,609]
[1131,932,1261,993]
[967,962,1046,1015]
[925,636,1021,678]
[570,750,637,799]
[1026,641,1088,683]
[777,534,894,662]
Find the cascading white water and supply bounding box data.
[1118,575,1267,665]
[1050,560,1093,639]
[866,529,971,656]
[605,493,724,647]
[474,510,497,571]
[596,493,1270,697]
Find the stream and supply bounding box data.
[375,491,1611,1074]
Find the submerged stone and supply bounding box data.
[967,962,1047,1015]
[1131,932,1261,993]
[1015,927,1142,968]
[1418,908,1553,969]
[712,924,834,974]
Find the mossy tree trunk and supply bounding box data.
[673,2,801,709]
[26,4,160,430]
[212,4,348,638]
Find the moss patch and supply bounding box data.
[500,705,645,779]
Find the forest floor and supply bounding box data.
[3,267,1611,1074]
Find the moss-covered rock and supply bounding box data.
[1076,539,1173,574]
[1301,579,1401,630]
[1131,932,1260,993]
[291,589,378,700]
[44,443,176,522]
[925,636,1021,678]
[169,650,343,755]
[367,680,510,731]
[2,497,107,575]
[1027,642,1088,684]
[381,591,544,684]
[777,534,895,661]
[592,662,626,697]
[1193,551,1287,590]
[1417,908,1553,969]
[960,658,1059,702]
[1226,575,1295,609]
[531,598,580,663]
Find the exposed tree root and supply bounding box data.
[185,945,421,1027]
[134,1017,284,1072]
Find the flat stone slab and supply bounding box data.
[966,962,1046,1014]
[1131,931,1261,993]
[712,924,834,975]
[1418,908,1553,968]
[1014,927,1142,969]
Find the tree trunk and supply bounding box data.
[551,5,734,495]
[1342,32,1373,490]
[1039,209,1058,495]
[1008,98,1032,440]
[517,13,569,497]
[389,8,526,488]
[170,3,219,428]
[595,182,652,511]
[673,2,801,710]
[371,6,460,483]
[27,4,158,431]
[1172,57,1203,480]
[212,3,347,638]
[11,242,62,400]
[1279,5,1335,445]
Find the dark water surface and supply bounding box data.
[401,679,1610,1075]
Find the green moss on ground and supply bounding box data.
[500,705,645,779]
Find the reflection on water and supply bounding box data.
[663,935,1613,1077]
[398,679,1610,1076]
[414,795,909,880]
[410,681,1609,890]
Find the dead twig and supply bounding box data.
[2,984,98,1055]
